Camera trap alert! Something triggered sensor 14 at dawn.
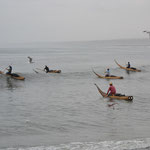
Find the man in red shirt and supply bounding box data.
[107,82,116,96]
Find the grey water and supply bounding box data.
[0,39,150,150]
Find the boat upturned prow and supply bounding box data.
[92,69,123,79]
[94,83,133,101]
[114,60,141,72]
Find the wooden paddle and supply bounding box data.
[36,68,45,72]
[33,69,39,74]
[0,68,7,74]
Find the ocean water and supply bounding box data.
[0,39,150,150]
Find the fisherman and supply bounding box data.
[44,65,50,73]
[28,56,33,63]
[106,82,116,96]
[127,62,136,70]
[105,68,110,77]
[127,62,130,68]
[6,65,12,75]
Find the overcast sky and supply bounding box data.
[0,0,150,43]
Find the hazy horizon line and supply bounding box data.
[0,37,149,45]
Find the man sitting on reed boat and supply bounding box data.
[105,68,110,77]
[127,62,130,68]
[44,65,50,73]
[6,65,12,75]
[106,82,116,96]
[127,62,136,70]
[44,65,54,73]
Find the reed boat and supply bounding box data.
[47,70,61,73]
[114,60,141,72]
[93,70,123,79]
[0,71,25,80]
[94,83,133,101]
[36,68,61,73]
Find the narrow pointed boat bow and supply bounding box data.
[94,83,133,101]
[114,60,141,72]
[92,69,123,79]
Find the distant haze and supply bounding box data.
[0,0,150,43]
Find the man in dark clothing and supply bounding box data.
[6,66,12,75]
[44,65,50,73]
[28,56,33,63]
[127,62,137,70]
[127,62,130,68]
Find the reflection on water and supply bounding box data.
[126,70,130,74]
[6,77,17,90]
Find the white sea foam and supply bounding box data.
[2,138,150,150]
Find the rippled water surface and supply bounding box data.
[0,39,150,150]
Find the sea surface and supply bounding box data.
[0,39,150,150]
